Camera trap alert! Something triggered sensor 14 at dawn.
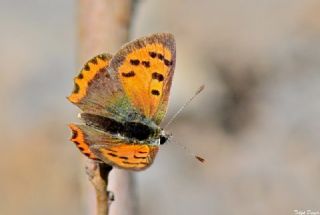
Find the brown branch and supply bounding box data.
[86,161,113,215]
[78,0,135,63]
[78,0,138,215]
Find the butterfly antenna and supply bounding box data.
[168,137,205,163]
[164,85,205,129]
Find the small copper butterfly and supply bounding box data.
[68,33,176,170]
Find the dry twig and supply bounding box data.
[86,161,113,215]
[78,0,137,214]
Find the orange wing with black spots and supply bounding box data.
[91,144,158,171]
[68,124,159,170]
[109,33,176,124]
[67,53,125,117]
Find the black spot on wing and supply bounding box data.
[122,71,135,77]
[91,58,98,65]
[164,59,172,66]
[122,161,140,165]
[71,130,78,139]
[157,53,164,60]
[152,72,164,82]
[84,64,90,71]
[108,153,118,157]
[134,155,146,159]
[73,83,80,93]
[151,89,160,96]
[148,51,172,66]
[142,61,150,68]
[130,59,140,65]
[119,156,129,160]
[138,151,148,154]
[78,73,84,79]
[149,52,157,58]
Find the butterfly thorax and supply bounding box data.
[80,113,167,145]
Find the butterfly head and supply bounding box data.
[159,129,171,145]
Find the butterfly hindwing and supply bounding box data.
[109,33,176,124]
[69,124,98,160]
[91,144,159,171]
[68,124,159,170]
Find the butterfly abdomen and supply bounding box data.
[81,113,158,142]
[81,112,124,134]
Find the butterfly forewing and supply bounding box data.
[67,53,128,118]
[110,33,176,124]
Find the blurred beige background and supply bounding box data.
[1,0,320,214]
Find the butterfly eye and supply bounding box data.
[160,135,168,145]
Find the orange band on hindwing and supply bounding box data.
[68,54,112,104]
[96,144,159,170]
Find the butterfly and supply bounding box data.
[68,33,176,171]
